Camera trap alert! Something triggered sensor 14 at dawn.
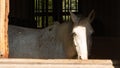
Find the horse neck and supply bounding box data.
[56,22,75,50]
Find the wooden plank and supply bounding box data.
[0,0,9,58]
[5,0,9,58]
[0,59,119,68]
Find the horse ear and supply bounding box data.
[70,11,79,24]
[87,9,95,23]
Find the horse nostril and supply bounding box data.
[72,33,76,37]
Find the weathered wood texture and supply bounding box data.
[0,0,9,58]
[0,59,119,68]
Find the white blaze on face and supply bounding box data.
[73,26,88,60]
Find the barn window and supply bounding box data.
[34,0,79,28]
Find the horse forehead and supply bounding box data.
[73,25,93,34]
[78,19,93,33]
[73,26,86,33]
[79,18,89,24]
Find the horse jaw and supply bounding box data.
[73,26,88,60]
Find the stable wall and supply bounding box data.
[80,0,120,36]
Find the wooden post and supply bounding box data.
[0,0,9,58]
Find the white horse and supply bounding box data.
[71,10,95,59]
[8,10,95,59]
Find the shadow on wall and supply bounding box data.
[9,16,37,28]
[112,60,120,68]
[91,18,105,36]
[90,36,120,59]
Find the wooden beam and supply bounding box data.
[0,59,119,68]
[0,0,9,58]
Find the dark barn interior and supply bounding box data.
[9,0,120,59]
